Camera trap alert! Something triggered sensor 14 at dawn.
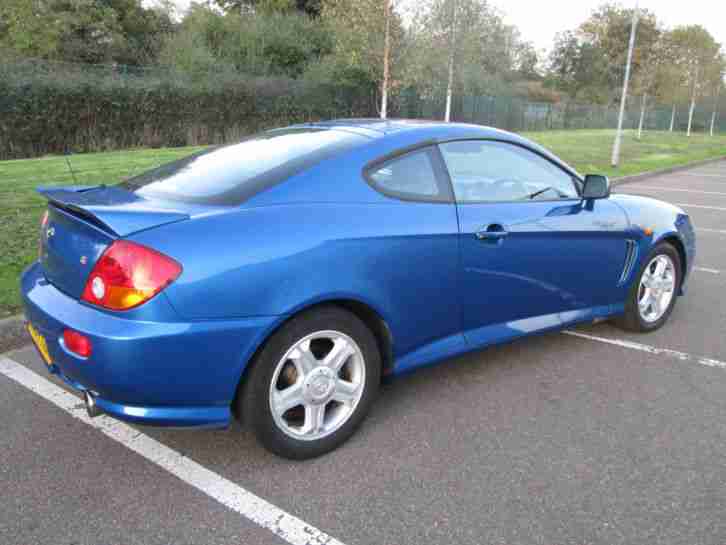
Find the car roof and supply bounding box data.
[298,118,507,138]
[293,118,580,179]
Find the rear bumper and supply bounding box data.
[21,262,278,428]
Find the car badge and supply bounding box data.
[80,256,88,265]
[46,227,55,238]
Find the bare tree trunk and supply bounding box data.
[687,69,698,137]
[687,97,696,137]
[712,111,718,136]
[711,85,721,137]
[380,0,391,119]
[444,0,458,123]
[669,104,676,132]
[637,93,647,139]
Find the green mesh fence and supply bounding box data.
[397,90,722,135]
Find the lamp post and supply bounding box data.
[381,0,392,119]
[611,2,639,167]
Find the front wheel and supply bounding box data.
[240,306,381,459]
[615,242,681,332]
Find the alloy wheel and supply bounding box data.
[269,330,366,441]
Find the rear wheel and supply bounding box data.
[615,242,681,332]
[240,306,381,459]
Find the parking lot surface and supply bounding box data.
[3,159,726,545]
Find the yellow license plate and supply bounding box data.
[28,323,52,366]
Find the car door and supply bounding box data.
[438,139,630,347]
[362,144,466,372]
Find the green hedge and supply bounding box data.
[0,62,377,160]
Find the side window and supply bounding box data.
[366,147,449,202]
[439,140,580,203]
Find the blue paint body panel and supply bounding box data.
[20,120,695,428]
[22,262,277,427]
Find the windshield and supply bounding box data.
[120,128,367,205]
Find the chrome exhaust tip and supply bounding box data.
[84,391,101,418]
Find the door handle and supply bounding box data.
[475,224,508,241]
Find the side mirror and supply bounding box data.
[582,174,610,200]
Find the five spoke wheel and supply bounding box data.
[637,254,676,323]
[269,331,366,441]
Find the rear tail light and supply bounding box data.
[81,240,182,310]
[63,329,92,358]
[39,210,49,260]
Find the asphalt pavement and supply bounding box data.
[2,159,726,545]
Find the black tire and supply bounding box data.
[239,305,381,459]
[614,242,682,333]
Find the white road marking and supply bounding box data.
[641,178,726,186]
[673,202,726,211]
[679,173,726,179]
[562,331,726,369]
[694,266,721,274]
[622,186,726,196]
[0,356,346,545]
[697,227,726,235]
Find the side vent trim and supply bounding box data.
[618,239,639,285]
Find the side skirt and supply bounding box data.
[390,304,621,377]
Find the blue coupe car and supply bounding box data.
[22,119,695,458]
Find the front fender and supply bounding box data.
[611,194,695,294]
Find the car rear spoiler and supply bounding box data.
[37,185,190,237]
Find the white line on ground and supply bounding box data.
[0,356,346,545]
[674,202,726,211]
[679,173,726,179]
[639,178,726,186]
[694,266,721,274]
[621,186,726,196]
[697,228,726,234]
[562,330,726,369]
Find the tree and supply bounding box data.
[0,0,62,58]
[160,3,331,78]
[318,0,404,97]
[669,25,721,136]
[549,29,605,102]
[406,0,522,101]
[108,0,175,65]
[0,0,174,64]
[548,3,661,105]
[704,52,725,136]
[631,22,664,139]
[654,31,689,132]
[214,0,321,16]
[513,42,540,80]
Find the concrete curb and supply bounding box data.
[0,314,28,354]
[612,156,726,186]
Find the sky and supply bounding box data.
[493,0,726,53]
[148,0,726,54]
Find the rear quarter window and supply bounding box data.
[120,128,367,205]
[364,146,453,203]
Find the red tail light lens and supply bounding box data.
[63,329,92,358]
[81,240,182,310]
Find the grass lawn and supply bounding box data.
[524,129,726,178]
[1,129,725,318]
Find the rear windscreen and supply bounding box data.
[120,128,367,205]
